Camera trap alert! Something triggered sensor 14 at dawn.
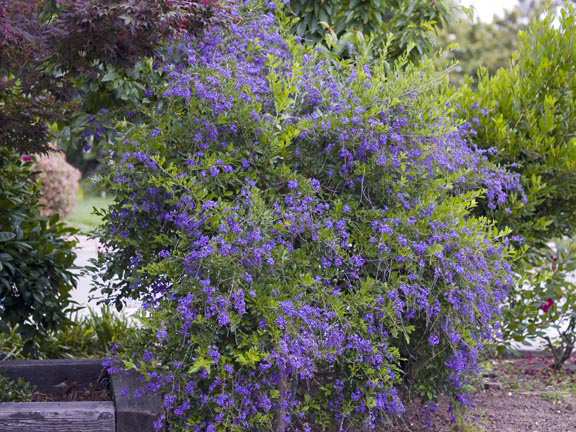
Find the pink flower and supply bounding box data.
[21,156,32,162]
[541,298,554,313]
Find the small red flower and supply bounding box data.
[21,155,32,162]
[541,298,554,313]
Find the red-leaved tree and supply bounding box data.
[0,0,224,154]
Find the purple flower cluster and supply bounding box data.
[98,4,523,431]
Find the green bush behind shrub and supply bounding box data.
[450,5,576,367]
[0,148,78,355]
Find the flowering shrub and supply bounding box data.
[32,151,81,218]
[96,3,522,430]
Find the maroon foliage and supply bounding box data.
[47,0,220,72]
[0,0,225,154]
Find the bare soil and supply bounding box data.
[396,355,576,432]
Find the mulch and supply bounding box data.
[31,380,111,402]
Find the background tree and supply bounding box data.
[0,0,224,155]
[449,4,576,369]
[437,0,574,87]
[288,0,457,63]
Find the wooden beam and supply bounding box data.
[0,359,105,393]
[0,401,114,432]
[111,370,165,432]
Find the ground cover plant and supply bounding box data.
[0,306,137,361]
[485,355,576,397]
[0,373,35,402]
[92,2,527,430]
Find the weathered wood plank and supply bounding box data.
[0,401,114,432]
[0,359,105,393]
[111,370,165,432]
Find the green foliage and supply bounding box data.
[0,147,78,355]
[0,373,35,402]
[0,306,136,360]
[61,57,166,175]
[93,5,520,428]
[288,0,457,62]
[449,4,576,368]
[0,324,26,360]
[503,238,576,370]
[451,5,576,242]
[437,0,537,87]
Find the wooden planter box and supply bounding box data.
[0,359,164,432]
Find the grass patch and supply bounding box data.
[65,185,113,234]
[539,390,566,404]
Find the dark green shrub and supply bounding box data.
[0,147,78,354]
[289,0,456,62]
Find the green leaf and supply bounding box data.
[188,356,212,374]
[0,232,16,242]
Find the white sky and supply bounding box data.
[459,0,520,22]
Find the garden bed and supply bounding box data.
[0,359,163,432]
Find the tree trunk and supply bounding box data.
[552,343,574,371]
[274,374,289,432]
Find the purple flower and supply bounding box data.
[156,328,168,342]
[243,272,253,284]
[208,345,220,362]
[350,255,365,267]
[428,333,440,346]
[310,178,321,192]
